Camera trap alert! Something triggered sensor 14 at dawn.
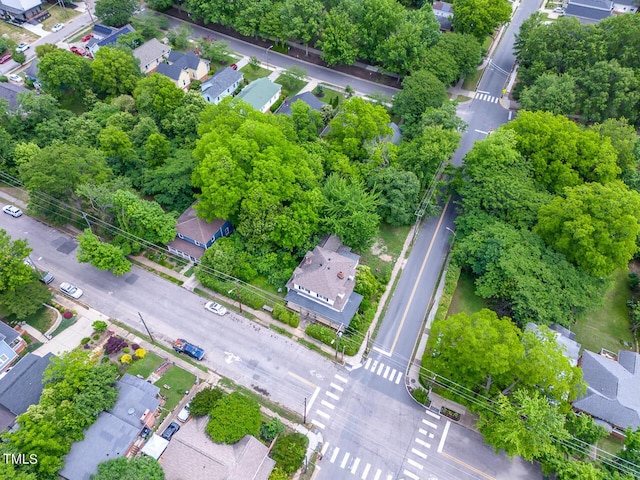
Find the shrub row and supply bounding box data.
[197,273,267,311]
[272,305,299,328]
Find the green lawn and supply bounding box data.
[598,435,624,455]
[240,65,271,83]
[51,316,76,337]
[6,305,57,333]
[274,74,307,98]
[41,5,81,30]
[126,351,164,379]
[572,269,634,354]
[462,68,483,91]
[313,85,342,107]
[154,366,196,411]
[447,272,486,317]
[360,224,411,284]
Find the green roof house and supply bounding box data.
[237,77,282,113]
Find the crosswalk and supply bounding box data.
[400,409,441,480]
[475,92,500,104]
[311,373,348,430]
[322,441,395,480]
[363,357,403,384]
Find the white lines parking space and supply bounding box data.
[309,373,348,430]
[363,357,403,384]
[475,91,500,103]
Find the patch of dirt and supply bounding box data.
[370,240,385,256]
[379,254,392,263]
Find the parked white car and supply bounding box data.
[205,301,227,316]
[16,42,30,53]
[177,402,190,422]
[52,23,64,32]
[3,205,22,217]
[8,74,23,84]
[60,282,83,299]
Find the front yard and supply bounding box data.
[126,351,164,379]
[154,365,197,412]
[240,64,271,83]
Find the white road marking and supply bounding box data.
[330,382,344,392]
[311,419,325,429]
[316,409,330,419]
[425,410,440,419]
[306,386,321,412]
[326,391,340,400]
[364,358,372,370]
[418,428,427,435]
[335,374,348,383]
[330,447,340,463]
[372,346,392,356]
[509,111,513,120]
[478,90,490,94]
[438,420,451,453]
[407,458,424,470]
[493,97,500,103]
[373,469,382,480]
[383,366,390,379]
[386,475,394,480]
[474,129,489,135]
[388,368,397,382]
[403,470,420,480]
[321,442,330,455]
[376,363,385,375]
[412,448,428,459]
[361,463,371,480]
[415,438,431,449]
[422,419,438,429]
[340,452,351,469]
[395,372,403,384]
[321,400,335,410]
[371,360,379,372]
[350,457,360,474]
[429,433,435,439]
[224,351,241,363]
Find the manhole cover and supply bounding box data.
[125,274,139,285]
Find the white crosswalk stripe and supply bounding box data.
[329,447,340,463]
[373,469,382,480]
[326,391,340,400]
[475,92,500,103]
[350,457,361,474]
[321,400,335,410]
[340,452,351,469]
[330,382,344,392]
[316,409,330,419]
[361,463,371,479]
[415,438,431,448]
[407,458,423,470]
[383,366,390,378]
[411,448,427,459]
[321,442,330,455]
[376,363,385,375]
[422,419,438,429]
[403,469,420,480]
[395,371,403,384]
[311,419,325,429]
[335,374,348,383]
[364,360,405,383]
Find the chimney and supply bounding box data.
[337,271,345,279]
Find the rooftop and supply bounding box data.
[133,38,170,70]
[201,66,244,102]
[277,91,325,115]
[237,77,282,111]
[0,82,29,109]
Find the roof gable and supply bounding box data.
[133,38,170,68]
[0,352,53,416]
[0,83,29,109]
[201,66,244,100]
[278,92,325,115]
[0,321,19,346]
[175,203,226,244]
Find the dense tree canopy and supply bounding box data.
[93,456,165,480]
[452,0,512,40]
[95,0,137,26]
[77,229,131,275]
[91,47,141,98]
[205,392,261,444]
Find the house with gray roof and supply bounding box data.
[285,235,363,330]
[0,352,54,431]
[59,374,160,480]
[160,415,275,480]
[574,350,640,436]
[277,91,325,115]
[526,323,582,366]
[87,24,136,57]
[565,0,613,23]
[167,202,233,262]
[0,320,26,372]
[133,38,171,74]
[613,0,638,11]
[0,0,45,22]
[157,50,209,91]
[237,77,282,113]
[432,1,454,31]
[0,82,28,110]
[201,66,244,104]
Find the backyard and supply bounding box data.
[154,365,197,412]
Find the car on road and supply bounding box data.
[173,339,205,360]
[177,402,190,422]
[81,33,93,42]
[3,205,22,217]
[8,74,23,84]
[70,46,86,56]
[16,42,29,53]
[51,23,64,32]
[60,282,83,299]
[23,257,55,284]
[0,53,11,64]
[204,301,227,316]
[161,422,180,440]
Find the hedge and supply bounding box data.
[273,305,300,328]
[305,324,360,356]
[270,432,308,474]
[206,392,261,444]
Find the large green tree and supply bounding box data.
[77,229,131,275]
[95,0,137,26]
[318,8,360,66]
[367,167,420,226]
[93,456,164,480]
[535,181,640,277]
[392,69,447,127]
[452,0,512,40]
[91,47,141,98]
[519,73,577,116]
[133,74,185,126]
[36,49,92,102]
[205,392,261,444]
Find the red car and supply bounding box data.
[70,46,86,56]
[230,63,238,70]
[0,53,11,64]
[81,33,93,42]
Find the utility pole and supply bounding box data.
[303,397,307,424]
[138,312,155,344]
[235,281,243,313]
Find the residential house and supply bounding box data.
[133,38,171,74]
[432,1,454,31]
[573,350,640,436]
[237,77,282,113]
[0,82,28,109]
[59,374,160,480]
[167,203,233,262]
[86,24,136,57]
[565,0,613,23]
[526,323,582,367]
[0,0,46,23]
[0,352,54,432]
[156,50,209,91]
[160,415,275,480]
[277,91,325,115]
[285,235,363,330]
[0,320,27,372]
[201,66,244,104]
[612,0,638,12]
[24,57,39,82]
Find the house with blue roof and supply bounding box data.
[277,91,325,115]
[237,77,282,113]
[201,66,244,104]
[157,50,209,91]
[0,321,26,372]
[87,23,136,57]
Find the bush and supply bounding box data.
[63,310,73,319]
[93,334,100,340]
[270,95,285,113]
[190,387,224,417]
[411,387,429,406]
[306,324,336,345]
[206,392,261,444]
[273,305,300,328]
[131,343,141,351]
[92,320,108,333]
[123,347,130,354]
[268,466,289,480]
[134,348,146,358]
[120,354,133,364]
[270,432,308,474]
[104,336,128,355]
[81,337,91,345]
[261,418,284,442]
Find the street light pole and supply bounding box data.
[266,44,274,69]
